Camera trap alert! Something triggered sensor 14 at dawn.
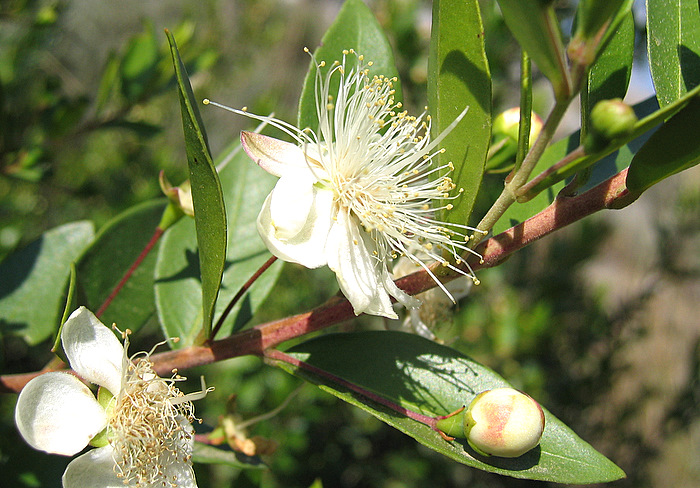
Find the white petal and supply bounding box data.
[62,446,124,488]
[15,372,107,456]
[269,175,317,240]
[326,211,398,318]
[381,267,420,310]
[61,307,124,396]
[241,131,311,178]
[257,184,334,269]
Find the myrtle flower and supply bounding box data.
[15,307,207,488]
[205,49,480,319]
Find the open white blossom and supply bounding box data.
[205,49,481,318]
[15,307,204,488]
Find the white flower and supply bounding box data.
[15,307,202,488]
[205,49,480,319]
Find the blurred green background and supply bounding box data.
[1,1,699,487]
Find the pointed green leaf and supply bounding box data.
[298,0,400,130]
[155,143,282,346]
[647,0,700,107]
[496,0,570,100]
[627,94,700,193]
[428,0,491,227]
[0,221,94,344]
[76,199,166,332]
[281,331,624,484]
[166,30,227,338]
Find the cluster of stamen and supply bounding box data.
[109,347,197,487]
[310,49,483,293]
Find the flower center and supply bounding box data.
[109,356,195,487]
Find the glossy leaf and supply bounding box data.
[428,0,491,227]
[155,142,282,346]
[76,199,167,332]
[166,30,227,339]
[627,95,700,193]
[297,0,400,130]
[647,0,700,107]
[0,221,94,345]
[496,0,570,100]
[581,12,635,135]
[281,331,625,483]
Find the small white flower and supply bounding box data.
[205,49,480,319]
[15,307,203,488]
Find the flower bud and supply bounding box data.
[465,388,545,457]
[159,171,194,217]
[487,109,543,172]
[436,387,545,457]
[584,98,637,153]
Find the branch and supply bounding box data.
[0,168,631,393]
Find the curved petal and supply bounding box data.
[268,175,317,240]
[257,184,334,269]
[62,445,124,488]
[61,307,125,396]
[241,131,313,178]
[326,210,397,319]
[15,372,107,456]
[381,266,420,310]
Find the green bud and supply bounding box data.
[584,98,638,153]
[487,109,543,172]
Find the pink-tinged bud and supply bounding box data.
[464,388,545,457]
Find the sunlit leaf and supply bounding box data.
[647,0,700,107]
[281,331,625,483]
[166,30,227,339]
[428,0,491,227]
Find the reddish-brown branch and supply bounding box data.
[0,168,632,394]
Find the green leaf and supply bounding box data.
[192,443,266,469]
[297,0,400,130]
[76,199,167,332]
[282,331,625,484]
[166,30,227,339]
[428,0,491,227]
[581,12,635,135]
[496,0,570,100]
[0,221,94,345]
[627,94,700,193]
[155,143,282,346]
[120,22,160,102]
[647,0,700,107]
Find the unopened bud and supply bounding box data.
[159,171,194,217]
[487,109,543,171]
[436,387,545,458]
[584,98,637,153]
